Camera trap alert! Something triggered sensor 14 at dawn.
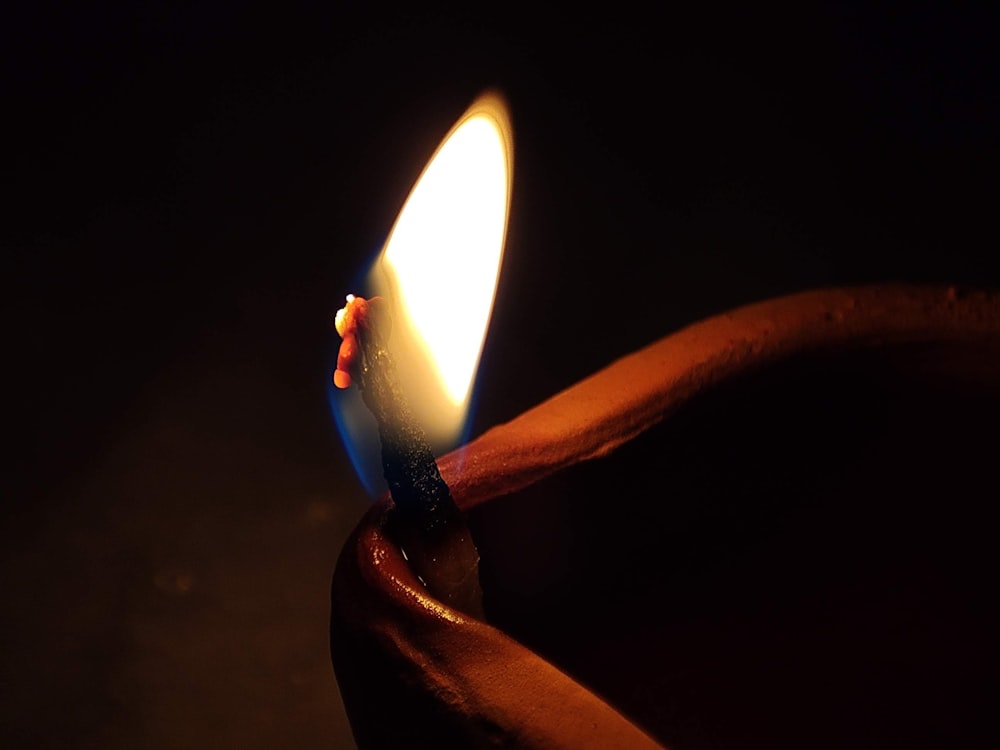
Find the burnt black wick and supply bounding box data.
[339,296,484,618]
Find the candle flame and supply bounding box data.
[333,91,513,493]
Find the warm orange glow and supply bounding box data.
[369,91,513,448]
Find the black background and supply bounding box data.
[3,4,997,748]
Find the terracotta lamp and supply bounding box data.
[331,283,1000,749]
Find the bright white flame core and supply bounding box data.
[384,117,507,404]
[370,93,513,448]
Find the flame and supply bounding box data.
[371,91,513,447]
[333,91,513,493]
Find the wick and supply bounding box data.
[333,294,484,616]
[333,294,454,525]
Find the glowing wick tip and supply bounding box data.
[333,293,367,390]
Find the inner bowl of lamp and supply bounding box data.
[331,284,999,749]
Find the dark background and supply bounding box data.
[3,4,996,748]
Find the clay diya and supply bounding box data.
[330,283,1000,749]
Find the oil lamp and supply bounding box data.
[329,92,1000,749]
